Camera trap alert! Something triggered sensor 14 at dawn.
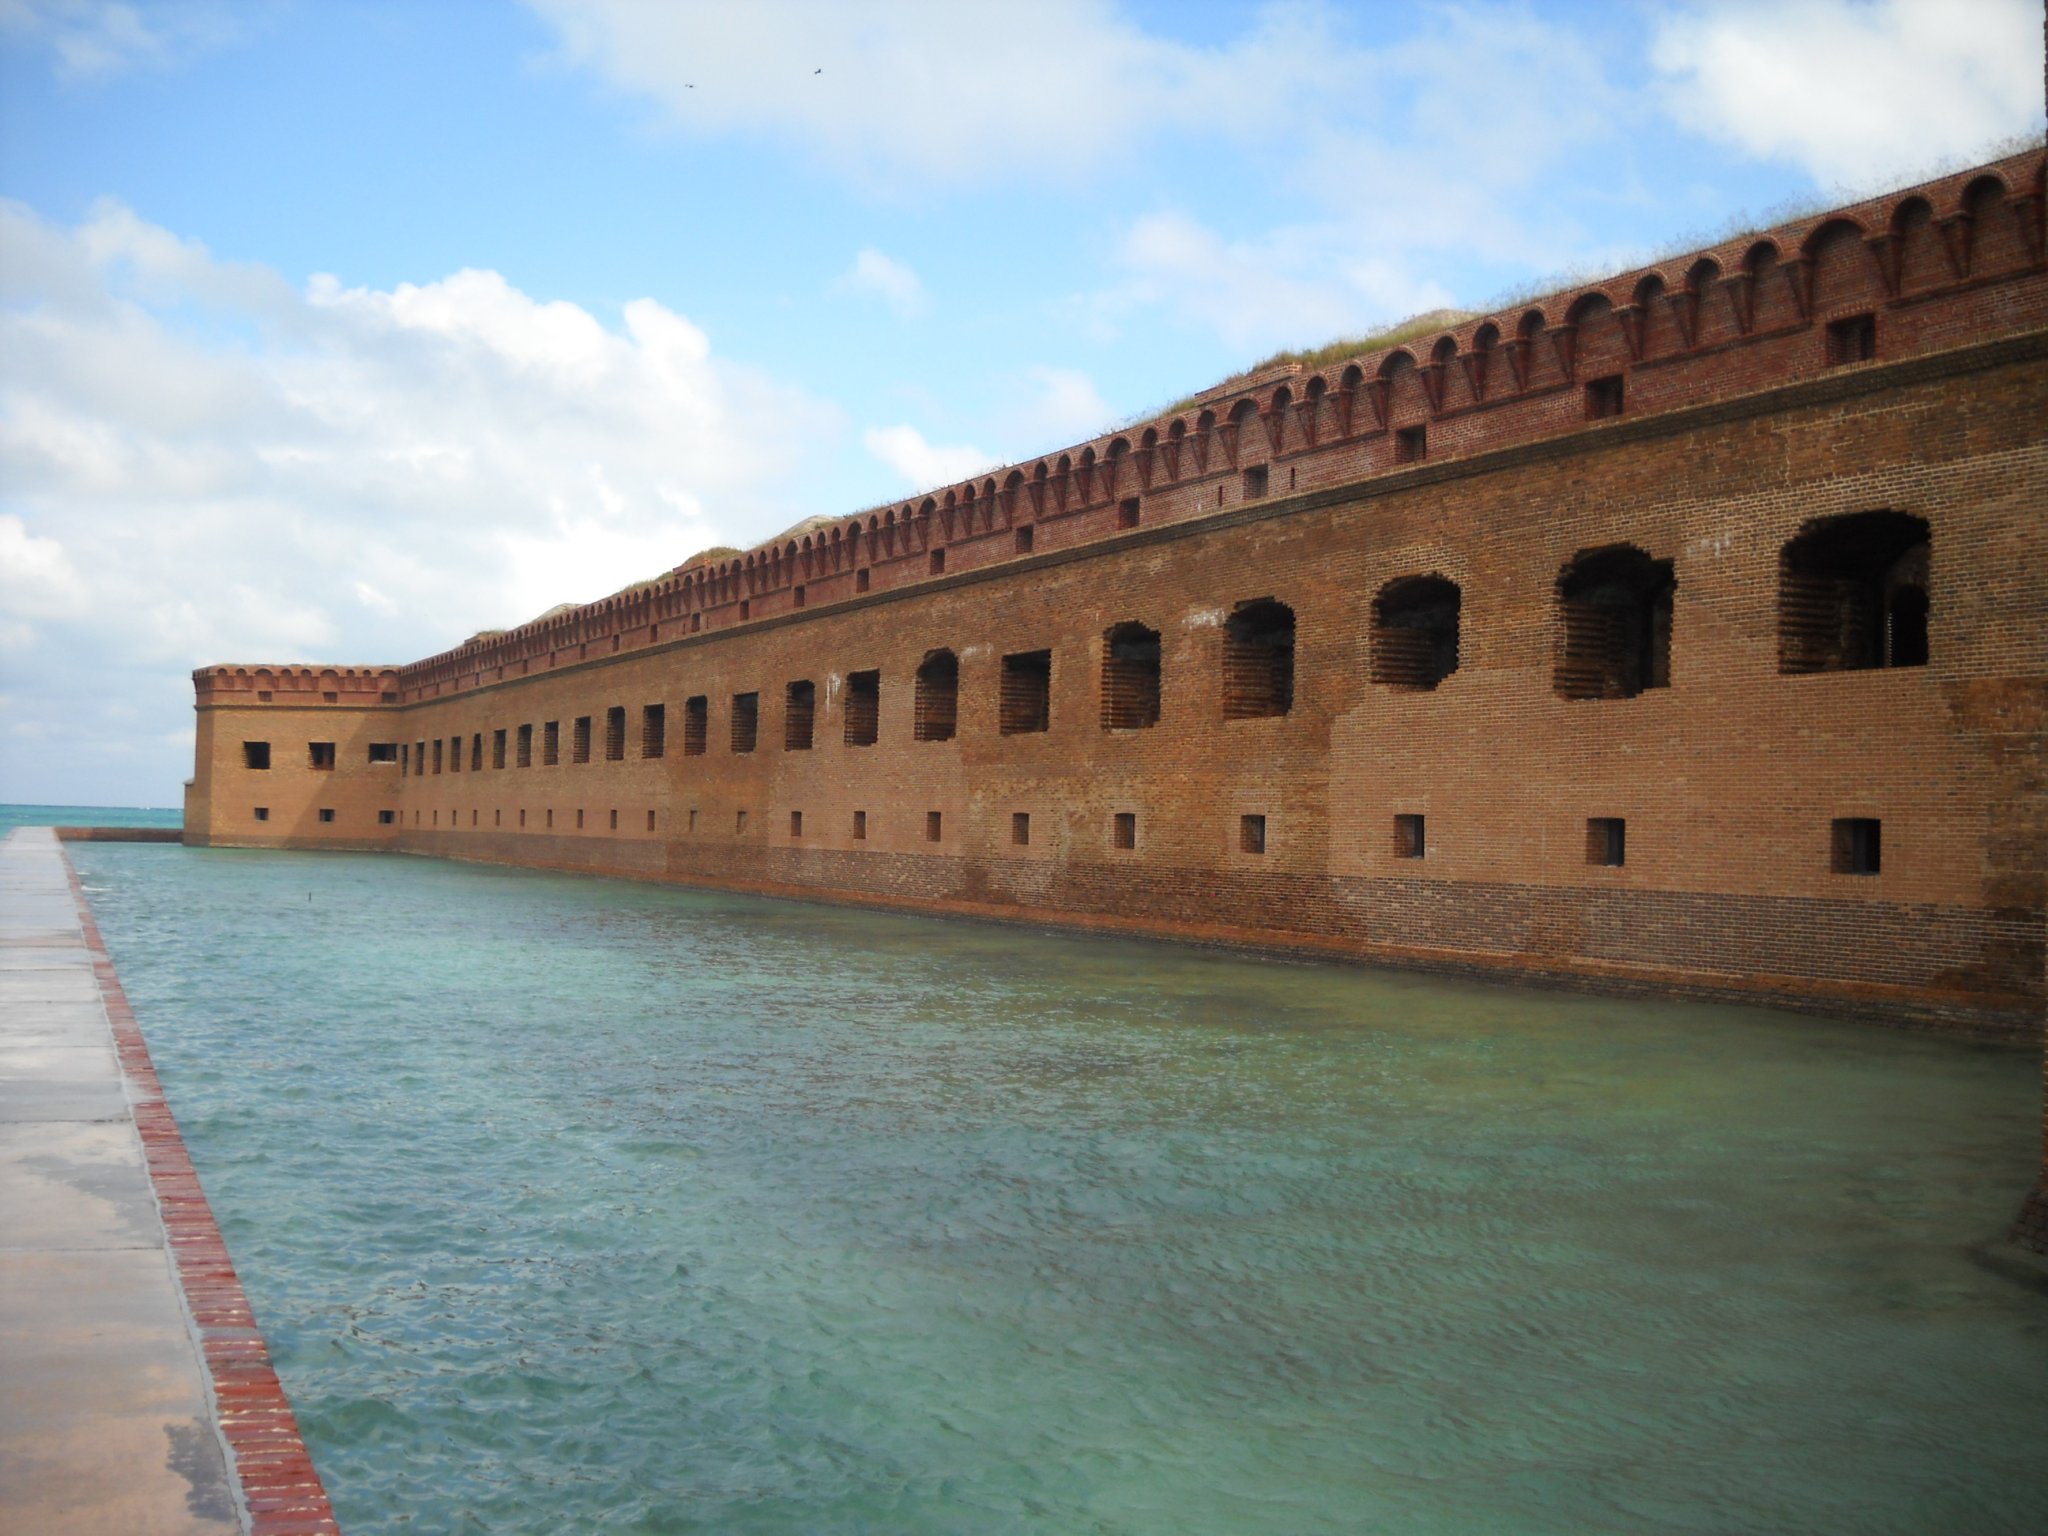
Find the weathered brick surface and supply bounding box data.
[187,152,2048,1234]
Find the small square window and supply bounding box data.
[856,568,871,592]
[1826,313,1876,366]
[378,809,396,825]
[926,810,942,842]
[1394,814,1425,859]
[256,690,272,702]
[1113,812,1136,850]
[1015,526,1034,554]
[1240,813,1266,854]
[790,810,804,838]
[1586,375,1625,420]
[322,690,338,704]
[1118,498,1140,529]
[1394,425,1426,464]
[253,806,269,822]
[1242,465,1269,500]
[317,807,335,823]
[1011,812,1029,846]
[1587,817,1626,867]
[930,548,946,576]
[852,810,867,840]
[1832,818,1881,875]
[308,741,336,770]
[243,741,271,770]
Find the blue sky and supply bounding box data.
[1,0,2041,805]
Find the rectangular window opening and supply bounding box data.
[646,809,656,832]
[731,693,758,754]
[1826,313,1877,366]
[1832,817,1881,875]
[1118,497,1141,530]
[307,741,336,771]
[243,741,271,770]
[608,808,618,831]
[1015,525,1035,554]
[470,734,482,772]
[378,809,396,825]
[605,706,626,761]
[1240,813,1267,855]
[785,680,816,750]
[1395,425,1427,464]
[492,729,507,770]
[317,807,334,823]
[576,808,585,830]
[1011,811,1030,846]
[736,809,749,834]
[1000,649,1052,735]
[856,568,871,592]
[929,548,946,576]
[546,809,554,828]
[253,806,269,821]
[852,810,867,841]
[543,721,560,766]
[519,808,527,828]
[1394,813,1425,859]
[1242,464,1269,500]
[1586,375,1625,420]
[572,715,591,763]
[516,724,533,768]
[1587,817,1626,867]
[432,739,443,774]
[790,810,804,838]
[793,584,806,609]
[683,697,707,755]
[642,703,666,758]
[844,670,880,746]
[368,742,398,764]
[926,810,943,843]
[1113,812,1136,850]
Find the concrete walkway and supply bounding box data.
[0,828,338,1535]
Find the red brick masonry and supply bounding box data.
[60,846,343,1535]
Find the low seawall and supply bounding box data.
[54,826,183,843]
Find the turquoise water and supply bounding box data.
[0,802,181,836]
[70,843,2047,1535]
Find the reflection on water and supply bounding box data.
[73,844,2047,1536]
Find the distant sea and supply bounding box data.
[0,803,183,837]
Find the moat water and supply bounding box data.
[69,842,2047,1535]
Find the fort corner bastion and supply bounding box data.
[185,150,2048,1251]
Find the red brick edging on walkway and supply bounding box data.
[60,846,344,1536]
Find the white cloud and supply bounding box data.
[0,0,254,79]
[861,424,990,491]
[0,198,836,802]
[834,249,929,319]
[524,0,1346,188]
[1004,367,1116,452]
[1651,0,2043,190]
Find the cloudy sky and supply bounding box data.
[1,0,2041,807]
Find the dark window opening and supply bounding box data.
[856,568,871,592]
[853,810,867,840]
[432,739,444,774]
[609,808,619,831]
[308,741,336,771]
[1586,375,1625,419]
[1222,599,1296,719]
[690,613,702,632]
[785,680,816,751]
[1240,813,1267,854]
[683,696,707,755]
[790,810,803,838]
[844,670,880,746]
[516,724,533,768]
[642,704,665,758]
[546,809,554,828]
[470,733,482,771]
[1778,511,1930,673]
[368,742,398,764]
[253,806,269,821]
[926,811,942,842]
[257,691,272,702]
[929,549,946,576]
[576,809,585,829]
[1243,464,1269,499]
[1394,814,1425,859]
[605,706,626,761]
[495,809,501,827]
[1555,547,1675,700]
[793,585,806,609]
[914,650,958,741]
[1832,817,1881,875]
[1395,425,1427,464]
[572,716,592,764]
[646,809,656,832]
[1000,650,1052,735]
[1012,812,1030,846]
[520,809,527,828]
[378,809,396,825]
[686,808,696,833]
[323,691,337,703]
[543,721,560,766]
[1113,812,1136,850]
[1100,621,1162,730]
[731,693,759,754]
[317,807,335,823]
[486,729,502,769]
[1826,313,1877,366]
[740,599,751,620]
[401,743,410,775]
[1587,817,1626,867]
[1118,497,1141,529]
[1015,526,1034,554]
[447,735,460,773]
[1372,575,1461,690]
[243,741,271,770]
